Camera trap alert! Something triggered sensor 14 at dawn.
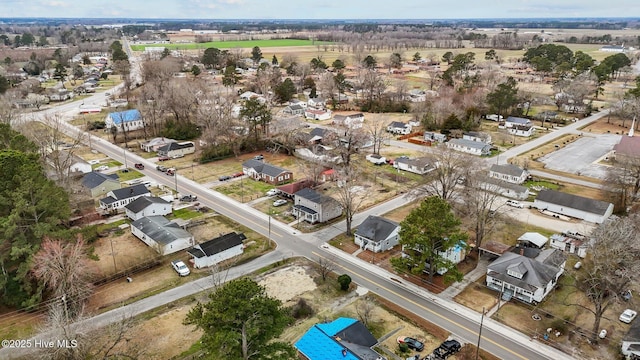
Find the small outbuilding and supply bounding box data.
[187,232,246,269]
[534,189,614,224]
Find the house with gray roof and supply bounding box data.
[292,188,342,224]
[157,141,195,158]
[187,232,246,268]
[489,164,528,184]
[82,171,121,198]
[130,216,194,255]
[504,116,531,128]
[486,248,566,304]
[140,137,176,152]
[446,138,491,156]
[387,121,411,135]
[242,159,293,185]
[533,189,614,224]
[393,156,436,175]
[354,215,400,253]
[124,196,172,221]
[99,184,151,212]
[621,317,640,358]
[283,104,306,116]
[479,177,530,200]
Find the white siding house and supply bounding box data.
[187,232,245,268]
[533,190,614,224]
[489,164,528,184]
[447,138,491,156]
[99,184,151,212]
[105,109,145,131]
[393,157,436,175]
[124,196,173,221]
[354,216,400,253]
[130,216,194,255]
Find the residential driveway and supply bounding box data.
[538,133,620,179]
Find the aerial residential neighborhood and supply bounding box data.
[2,8,640,360]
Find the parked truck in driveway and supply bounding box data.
[171,260,190,276]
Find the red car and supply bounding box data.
[158,156,170,161]
[134,163,145,170]
[232,172,244,178]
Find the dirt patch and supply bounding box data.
[258,265,317,304]
[453,277,499,313]
[92,231,159,277]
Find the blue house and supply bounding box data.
[295,317,385,360]
[105,109,144,131]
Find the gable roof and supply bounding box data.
[388,121,407,128]
[448,138,491,150]
[517,232,548,248]
[355,215,399,243]
[158,141,194,152]
[242,159,290,177]
[624,317,640,342]
[82,171,119,189]
[488,251,561,291]
[109,184,150,200]
[395,156,435,168]
[108,109,142,124]
[187,232,246,258]
[277,179,315,196]
[295,188,339,206]
[124,196,171,213]
[536,189,612,216]
[505,116,531,125]
[295,318,379,360]
[131,216,192,245]
[490,163,526,177]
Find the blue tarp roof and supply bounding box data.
[295,318,360,360]
[108,109,141,124]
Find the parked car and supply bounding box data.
[253,154,264,160]
[266,189,280,197]
[433,339,461,358]
[232,172,244,178]
[120,168,129,173]
[158,156,170,161]
[171,260,190,276]
[396,336,424,352]
[95,165,109,171]
[599,329,607,339]
[506,200,524,208]
[134,163,145,170]
[273,199,288,207]
[219,175,232,181]
[620,309,637,323]
[156,165,167,172]
[180,194,198,202]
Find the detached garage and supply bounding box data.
[187,232,245,269]
[533,189,613,224]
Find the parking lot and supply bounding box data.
[538,133,621,179]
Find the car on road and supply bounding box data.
[166,168,175,176]
[219,175,232,181]
[134,163,145,170]
[171,260,190,276]
[180,194,198,202]
[433,339,461,358]
[158,156,170,161]
[273,199,288,207]
[396,336,424,352]
[266,189,279,197]
[95,165,109,171]
[156,165,167,172]
[506,200,524,208]
[620,309,637,323]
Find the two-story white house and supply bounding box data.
[292,188,342,224]
[489,164,528,184]
[354,215,400,253]
[486,248,566,304]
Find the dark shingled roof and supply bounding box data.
[109,184,150,200]
[624,317,640,342]
[131,216,192,246]
[355,215,399,243]
[187,232,246,258]
[490,163,526,177]
[124,196,171,213]
[242,159,290,177]
[487,251,562,292]
[158,141,194,153]
[82,171,119,189]
[388,121,407,128]
[536,189,612,216]
[294,188,339,206]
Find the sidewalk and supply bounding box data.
[438,257,489,300]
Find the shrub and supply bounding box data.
[398,342,409,353]
[160,120,202,140]
[290,298,314,319]
[337,274,351,291]
[199,144,233,163]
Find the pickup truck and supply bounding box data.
[171,260,190,276]
[366,154,387,165]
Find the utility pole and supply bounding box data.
[476,307,486,360]
[110,237,117,273]
[174,168,178,195]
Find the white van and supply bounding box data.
[506,200,524,208]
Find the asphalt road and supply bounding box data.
[3,92,578,360]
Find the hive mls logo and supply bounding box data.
[57,339,78,348]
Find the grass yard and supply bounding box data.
[453,276,499,313]
[171,208,202,220]
[117,169,144,182]
[131,39,331,51]
[216,178,273,202]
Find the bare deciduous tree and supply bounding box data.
[355,295,376,327]
[334,166,367,236]
[317,255,336,282]
[415,145,474,202]
[461,174,504,250]
[365,115,390,155]
[565,214,640,341]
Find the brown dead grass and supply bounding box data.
[454,277,499,313]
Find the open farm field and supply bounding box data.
[131,39,331,51]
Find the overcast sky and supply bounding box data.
[2,0,639,19]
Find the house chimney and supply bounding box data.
[520,247,524,256]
